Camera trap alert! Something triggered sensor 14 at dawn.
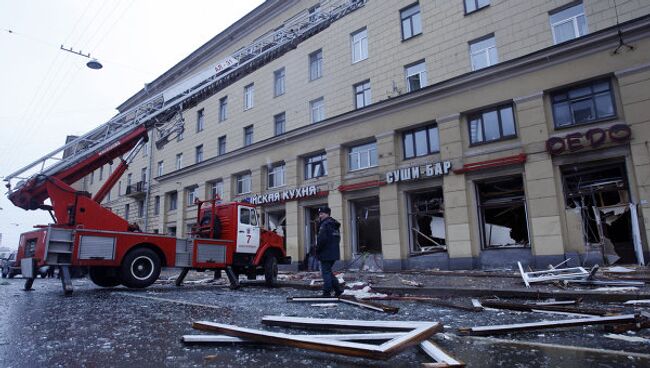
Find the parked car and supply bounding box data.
[1,252,19,278]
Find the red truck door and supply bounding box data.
[236,205,260,254]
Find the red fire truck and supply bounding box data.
[5,124,289,295]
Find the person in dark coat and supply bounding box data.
[315,206,343,297]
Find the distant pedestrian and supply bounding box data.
[315,206,343,297]
[46,266,55,278]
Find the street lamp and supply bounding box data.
[60,45,103,70]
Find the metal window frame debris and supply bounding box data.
[479,299,620,316]
[287,296,399,314]
[517,261,593,288]
[192,317,442,360]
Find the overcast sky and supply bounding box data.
[0,0,264,249]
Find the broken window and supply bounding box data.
[408,189,446,253]
[562,162,636,264]
[477,176,529,249]
[351,197,382,254]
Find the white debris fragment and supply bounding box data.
[341,285,387,299]
[623,300,650,305]
[310,303,338,308]
[604,334,650,343]
[592,287,639,292]
[605,266,635,273]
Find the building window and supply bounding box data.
[218,135,227,155]
[137,200,145,218]
[126,173,132,187]
[195,145,204,164]
[236,173,252,195]
[243,125,254,146]
[140,167,147,184]
[405,60,427,92]
[274,68,285,97]
[187,187,198,206]
[124,203,130,220]
[90,171,94,185]
[408,189,446,253]
[470,35,498,71]
[154,196,160,215]
[310,98,325,123]
[477,176,529,249]
[403,123,439,159]
[268,163,286,189]
[349,142,378,171]
[274,112,286,136]
[551,79,615,128]
[196,109,204,132]
[468,104,517,145]
[211,180,224,200]
[309,4,321,22]
[175,153,183,170]
[168,191,178,211]
[219,96,228,122]
[99,166,104,180]
[354,80,371,109]
[118,180,122,196]
[244,83,254,110]
[400,3,422,40]
[305,152,327,179]
[309,49,323,81]
[177,128,184,142]
[351,28,368,63]
[464,0,490,14]
[550,2,587,44]
[157,161,164,177]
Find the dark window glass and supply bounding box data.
[551,79,615,128]
[403,124,439,159]
[401,3,422,40]
[468,104,517,145]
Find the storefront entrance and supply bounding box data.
[407,188,446,253]
[562,161,638,264]
[303,205,326,271]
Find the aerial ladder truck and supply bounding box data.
[3,0,367,294]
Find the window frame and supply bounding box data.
[168,191,178,211]
[354,80,372,109]
[195,144,204,164]
[267,162,286,189]
[274,68,285,97]
[309,49,323,81]
[550,2,587,44]
[348,142,378,172]
[274,112,286,136]
[304,152,328,180]
[351,27,368,63]
[218,135,227,155]
[310,97,325,123]
[400,3,422,41]
[187,186,198,206]
[236,173,252,195]
[464,0,490,15]
[550,78,617,129]
[219,96,228,122]
[469,34,498,71]
[402,123,440,159]
[211,180,224,200]
[244,83,254,110]
[405,60,427,92]
[196,108,204,132]
[467,104,518,146]
[243,125,254,146]
[157,161,164,177]
[175,153,183,170]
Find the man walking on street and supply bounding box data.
[315,206,343,297]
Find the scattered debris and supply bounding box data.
[401,279,424,287]
[458,314,638,336]
[604,333,650,343]
[591,286,639,292]
[419,340,465,367]
[517,261,595,288]
[287,296,399,314]
[192,316,443,360]
[606,266,635,273]
[479,299,620,316]
[624,299,650,305]
[367,296,481,312]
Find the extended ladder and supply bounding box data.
[4,0,367,193]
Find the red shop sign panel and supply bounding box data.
[545,124,631,155]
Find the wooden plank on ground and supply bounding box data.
[182,332,407,343]
[480,299,619,316]
[419,340,465,367]
[261,315,432,330]
[339,297,399,314]
[458,314,637,336]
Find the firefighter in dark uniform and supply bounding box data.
[315,206,343,297]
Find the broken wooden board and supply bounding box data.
[192,319,442,360]
[287,296,399,313]
[458,314,637,336]
[367,295,481,312]
[262,315,432,331]
[182,332,407,343]
[419,340,465,367]
[480,299,619,316]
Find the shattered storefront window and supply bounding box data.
[408,189,446,253]
[562,163,636,264]
[477,176,530,249]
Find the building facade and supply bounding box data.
[79,0,650,270]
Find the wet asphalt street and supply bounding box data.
[1,274,649,368]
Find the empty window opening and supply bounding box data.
[562,162,636,264]
[351,197,382,254]
[408,189,446,254]
[477,176,529,249]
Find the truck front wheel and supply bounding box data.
[264,256,278,287]
[120,248,161,289]
[89,267,121,287]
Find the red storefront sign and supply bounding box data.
[545,124,631,155]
